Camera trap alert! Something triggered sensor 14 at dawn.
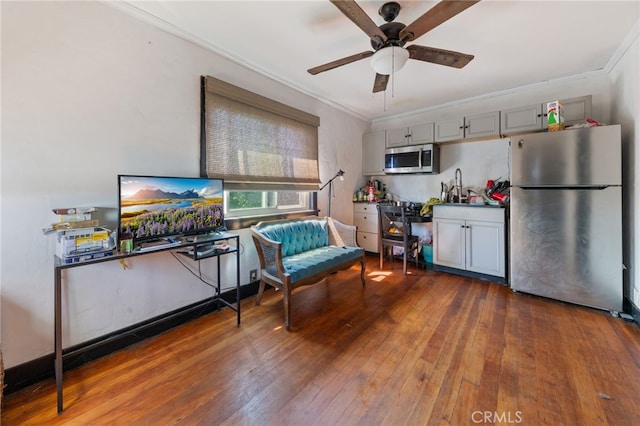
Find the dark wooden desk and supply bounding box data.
[406,214,432,223]
[53,232,240,413]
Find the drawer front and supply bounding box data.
[354,203,378,214]
[354,212,378,233]
[357,231,379,253]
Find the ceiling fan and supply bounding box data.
[307,0,480,93]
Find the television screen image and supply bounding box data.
[118,175,224,242]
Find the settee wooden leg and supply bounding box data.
[283,283,292,330]
[360,258,366,286]
[255,279,266,305]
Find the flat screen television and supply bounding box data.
[118,175,224,243]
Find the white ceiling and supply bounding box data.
[120,0,639,121]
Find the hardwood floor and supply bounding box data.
[3,256,640,425]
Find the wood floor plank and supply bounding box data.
[3,256,640,425]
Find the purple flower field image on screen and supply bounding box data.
[119,176,224,239]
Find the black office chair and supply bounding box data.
[377,204,420,275]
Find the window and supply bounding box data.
[201,76,320,221]
[225,190,310,217]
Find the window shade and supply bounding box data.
[202,76,320,191]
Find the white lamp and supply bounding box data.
[370,46,410,75]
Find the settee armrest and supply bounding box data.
[326,217,358,247]
[250,227,288,284]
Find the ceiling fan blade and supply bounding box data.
[407,44,474,69]
[400,0,480,42]
[373,73,389,93]
[307,51,374,75]
[330,0,387,45]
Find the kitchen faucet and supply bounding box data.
[454,168,463,203]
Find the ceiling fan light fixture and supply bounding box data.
[370,46,409,75]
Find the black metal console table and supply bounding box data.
[53,231,241,413]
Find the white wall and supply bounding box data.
[608,22,639,308]
[0,1,366,368]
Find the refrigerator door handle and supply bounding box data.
[515,185,612,190]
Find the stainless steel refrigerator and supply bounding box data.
[510,125,623,312]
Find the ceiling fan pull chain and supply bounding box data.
[383,85,387,112]
[391,47,396,98]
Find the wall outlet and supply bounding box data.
[250,269,258,282]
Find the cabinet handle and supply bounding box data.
[363,216,367,220]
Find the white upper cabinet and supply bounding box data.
[500,104,543,134]
[501,95,592,134]
[542,95,593,129]
[435,111,500,142]
[434,118,464,142]
[464,111,501,139]
[386,123,434,148]
[362,130,386,176]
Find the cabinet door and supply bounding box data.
[464,111,500,139]
[357,231,379,253]
[433,218,466,269]
[500,104,542,134]
[409,123,434,145]
[542,95,593,129]
[435,118,464,142]
[465,220,505,277]
[363,131,386,175]
[385,127,409,148]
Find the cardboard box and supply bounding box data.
[547,101,565,131]
[55,226,112,258]
[46,207,99,233]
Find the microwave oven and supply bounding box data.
[384,144,440,174]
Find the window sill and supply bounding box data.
[225,210,320,230]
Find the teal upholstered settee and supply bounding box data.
[251,216,366,330]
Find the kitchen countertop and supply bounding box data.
[437,203,507,209]
[353,200,432,221]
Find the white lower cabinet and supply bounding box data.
[354,203,379,253]
[432,205,506,282]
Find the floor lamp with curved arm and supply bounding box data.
[318,169,345,217]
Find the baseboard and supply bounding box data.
[3,281,259,395]
[623,296,640,326]
[433,264,507,285]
